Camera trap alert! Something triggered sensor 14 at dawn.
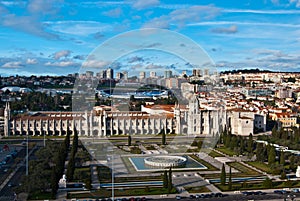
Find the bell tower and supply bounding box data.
[4,102,11,136]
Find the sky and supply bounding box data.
[0,0,300,76]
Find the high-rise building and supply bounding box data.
[192,69,202,77]
[140,71,146,80]
[86,71,94,78]
[106,68,114,79]
[116,72,123,80]
[150,71,157,78]
[98,70,107,79]
[164,70,172,78]
[204,68,209,76]
[123,71,128,80]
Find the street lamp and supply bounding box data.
[44,131,46,147]
[26,133,28,176]
[107,155,114,200]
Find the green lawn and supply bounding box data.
[246,161,272,174]
[227,162,261,176]
[185,186,211,193]
[216,147,236,156]
[27,192,53,200]
[73,167,91,188]
[121,156,137,173]
[68,187,177,199]
[207,150,224,158]
[189,155,218,171]
[97,165,112,183]
[216,180,300,191]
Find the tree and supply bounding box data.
[128,135,132,146]
[239,136,245,155]
[228,167,232,190]
[280,151,285,165]
[247,134,253,154]
[225,134,231,148]
[230,135,237,150]
[67,127,79,182]
[220,164,226,185]
[256,143,265,162]
[280,171,287,180]
[51,166,58,198]
[272,126,278,138]
[130,95,135,102]
[162,130,166,145]
[262,178,273,188]
[289,155,296,170]
[163,170,168,188]
[168,167,172,193]
[268,146,276,165]
[66,156,75,181]
[72,127,79,154]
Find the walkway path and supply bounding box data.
[91,164,100,189]
[0,145,37,192]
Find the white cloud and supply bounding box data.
[27,0,63,15]
[45,60,78,67]
[145,64,164,69]
[289,0,300,7]
[1,14,58,39]
[223,8,300,14]
[2,61,24,68]
[0,1,26,6]
[82,60,110,68]
[81,1,128,8]
[211,25,238,34]
[143,16,170,29]
[253,49,286,57]
[45,20,112,36]
[143,5,220,28]
[132,0,160,10]
[0,0,62,39]
[271,0,280,5]
[170,6,219,24]
[53,50,71,60]
[26,58,38,64]
[102,7,122,18]
[188,21,300,28]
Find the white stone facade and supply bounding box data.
[3,95,266,137]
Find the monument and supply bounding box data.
[58,174,67,188]
[144,155,187,168]
[296,166,300,178]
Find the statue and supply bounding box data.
[296,166,300,178]
[58,174,67,188]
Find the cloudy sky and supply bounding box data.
[0,0,300,76]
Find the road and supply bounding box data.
[151,193,295,201]
[0,166,25,201]
[66,192,298,201]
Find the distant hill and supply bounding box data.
[220,68,273,74]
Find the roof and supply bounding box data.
[13,116,85,121]
[143,104,174,112]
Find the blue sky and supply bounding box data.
[0,0,300,76]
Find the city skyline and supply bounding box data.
[0,0,300,76]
